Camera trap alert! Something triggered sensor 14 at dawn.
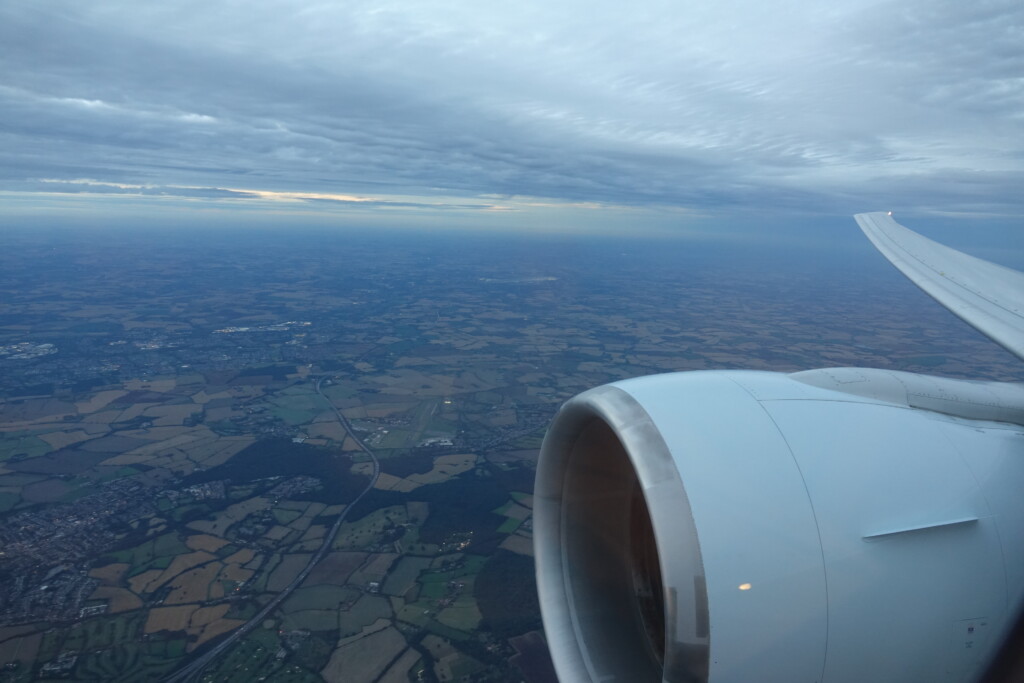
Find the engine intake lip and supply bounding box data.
[535,384,709,683]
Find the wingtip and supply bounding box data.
[854,210,1024,362]
[854,212,900,236]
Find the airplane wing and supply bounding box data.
[855,212,1024,361]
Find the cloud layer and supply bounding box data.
[2,0,1022,229]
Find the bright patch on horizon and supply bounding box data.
[26,179,529,215]
[236,189,373,203]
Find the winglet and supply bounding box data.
[855,212,1024,361]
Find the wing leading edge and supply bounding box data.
[855,212,1024,361]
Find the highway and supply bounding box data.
[164,375,380,682]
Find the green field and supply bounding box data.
[322,382,360,400]
[410,400,438,437]
[382,556,432,596]
[216,543,242,559]
[446,554,487,576]
[110,531,191,575]
[272,508,303,525]
[395,601,470,641]
[436,577,483,634]
[281,585,359,613]
[0,433,50,461]
[395,600,435,628]
[445,653,485,680]
[436,593,482,632]
[0,491,19,511]
[58,479,99,503]
[280,609,339,632]
[418,575,450,600]
[337,594,392,637]
[271,407,319,426]
[498,516,522,533]
[0,473,48,487]
[225,599,262,621]
[425,415,458,436]
[229,484,257,500]
[377,428,415,449]
[268,392,322,426]
[331,505,407,551]
[168,501,210,522]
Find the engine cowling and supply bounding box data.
[534,370,1024,683]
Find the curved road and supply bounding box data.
[164,375,380,682]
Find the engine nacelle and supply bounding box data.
[534,370,1024,683]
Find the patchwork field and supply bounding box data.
[145,605,196,634]
[303,551,368,587]
[186,497,271,537]
[267,553,312,592]
[321,624,407,683]
[185,533,229,552]
[90,586,143,613]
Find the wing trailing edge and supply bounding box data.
[855,212,1024,361]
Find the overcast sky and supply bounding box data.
[1,0,1022,241]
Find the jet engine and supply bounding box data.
[534,369,1024,683]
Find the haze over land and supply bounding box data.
[1,231,1021,681]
